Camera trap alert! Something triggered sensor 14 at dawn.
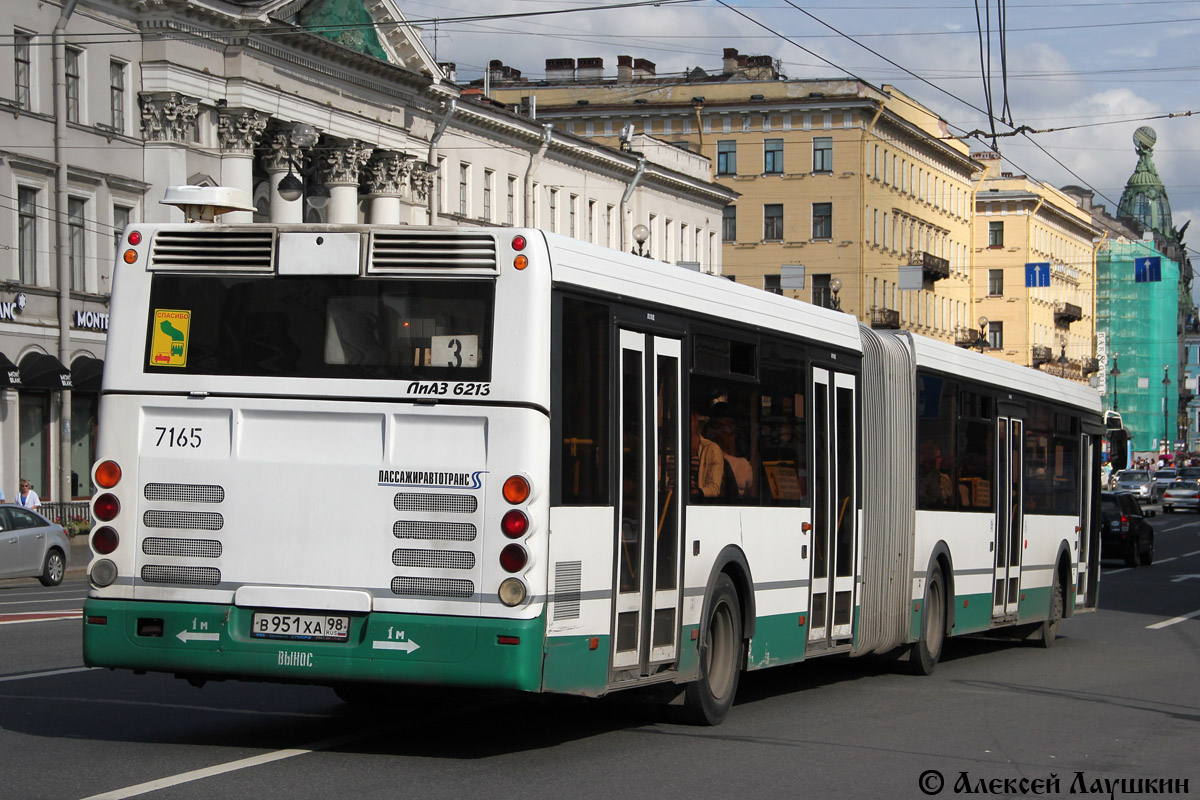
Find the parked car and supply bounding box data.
[1100,491,1155,566]
[0,506,70,585]
[1162,480,1200,513]
[1114,469,1156,504]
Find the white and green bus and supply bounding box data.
[84,201,1102,724]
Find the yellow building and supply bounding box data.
[971,157,1101,380]
[485,50,981,344]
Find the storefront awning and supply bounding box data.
[19,353,72,390]
[0,353,21,388]
[71,356,104,393]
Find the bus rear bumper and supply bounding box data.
[82,598,545,692]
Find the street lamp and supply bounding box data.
[631,224,650,258]
[972,316,989,351]
[829,276,842,311]
[1163,365,1171,454]
[1109,353,1120,412]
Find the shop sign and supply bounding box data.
[74,310,110,331]
[0,293,26,321]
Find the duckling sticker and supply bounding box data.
[150,309,191,367]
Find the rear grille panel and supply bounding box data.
[143,537,223,559]
[143,510,224,531]
[369,231,498,273]
[392,549,475,570]
[393,520,477,541]
[141,565,222,586]
[150,229,275,271]
[394,493,477,514]
[391,576,474,599]
[144,483,225,504]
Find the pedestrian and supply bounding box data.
[17,478,40,511]
[0,484,5,503]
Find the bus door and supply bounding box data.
[808,367,859,645]
[612,330,683,677]
[993,416,1024,618]
[1077,433,1100,609]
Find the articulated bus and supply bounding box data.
[83,203,1102,724]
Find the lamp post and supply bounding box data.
[631,224,650,258]
[1110,353,1120,412]
[1163,365,1171,455]
[829,276,842,311]
[972,316,989,351]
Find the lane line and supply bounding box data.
[1154,557,1177,565]
[1146,608,1200,630]
[1183,550,1200,557]
[1105,568,1132,575]
[0,597,87,607]
[0,666,96,683]
[0,610,82,625]
[80,728,386,800]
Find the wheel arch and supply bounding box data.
[1055,540,1074,618]
[923,541,955,636]
[701,545,757,643]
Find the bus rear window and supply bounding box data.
[145,275,494,381]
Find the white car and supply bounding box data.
[0,506,70,586]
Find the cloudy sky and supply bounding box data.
[393,0,1200,259]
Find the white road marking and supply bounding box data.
[0,596,86,607]
[1147,608,1200,630]
[1105,567,1132,575]
[0,666,95,683]
[1183,550,1200,558]
[80,729,384,800]
[1154,557,1178,565]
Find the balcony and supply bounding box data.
[955,328,981,348]
[871,307,900,329]
[1054,301,1083,326]
[909,250,950,282]
[1031,345,1052,365]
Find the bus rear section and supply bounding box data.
[83,224,554,693]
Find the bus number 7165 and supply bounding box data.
[154,426,203,448]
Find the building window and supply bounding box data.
[14,31,31,110]
[65,47,81,123]
[763,203,783,241]
[606,205,615,248]
[812,202,832,240]
[722,206,736,242]
[483,169,493,221]
[764,274,782,295]
[18,187,37,284]
[813,136,833,173]
[812,273,833,308]
[988,268,1003,296]
[549,188,558,233]
[506,176,516,225]
[569,194,578,238]
[588,199,596,242]
[989,220,1004,247]
[988,320,1003,349]
[113,205,131,257]
[717,140,737,175]
[764,139,783,174]
[69,197,86,290]
[458,163,469,216]
[109,60,126,134]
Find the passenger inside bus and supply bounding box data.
[689,412,725,501]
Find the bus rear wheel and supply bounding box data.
[909,564,945,676]
[1035,572,1062,648]
[679,573,742,725]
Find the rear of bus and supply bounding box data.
[83,223,554,693]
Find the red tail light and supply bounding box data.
[500,544,527,573]
[92,526,119,555]
[94,494,120,522]
[501,510,529,538]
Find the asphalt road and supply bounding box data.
[1,523,1197,800]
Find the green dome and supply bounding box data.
[1117,126,1174,236]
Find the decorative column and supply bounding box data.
[323,140,373,224]
[364,151,413,225]
[409,163,436,225]
[217,110,268,223]
[139,92,200,222]
[263,124,318,223]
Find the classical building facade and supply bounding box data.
[0,0,732,504]
[484,51,981,344]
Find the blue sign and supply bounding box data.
[1025,262,1050,288]
[1135,256,1162,283]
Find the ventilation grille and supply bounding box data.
[150,229,275,271]
[370,231,498,272]
[143,537,222,559]
[141,564,221,586]
[392,549,475,570]
[144,483,225,504]
[391,576,474,598]
[143,510,224,530]
[553,561,583,621]
[393,520,477,541]
[394,493,477,514]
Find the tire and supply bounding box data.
[680,573,743,725]
[909,564,946,676]
[39,548,65,587]
[1140,533,1154,566]
[1164,506,1174,513]
[1036,572,1062,648]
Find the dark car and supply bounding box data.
[1176,466,1200,486]
[1100,491,1154,566]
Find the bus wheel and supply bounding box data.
[680,573,743,725]
[909,565,945,676]
[1036,573,1062,648]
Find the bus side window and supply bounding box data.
[759,341,805,507]
[559,298,610,505]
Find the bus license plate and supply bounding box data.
[251,612,350,642]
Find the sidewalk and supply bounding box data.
[68,536,91,576]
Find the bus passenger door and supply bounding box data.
[612,330,683,677]
[1077,433,1100,609]
[808,368,859,645]
[993,417,1024,618]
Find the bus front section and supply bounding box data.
[83,224,553,695]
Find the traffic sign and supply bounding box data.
[1025,262,1050,287]
[1135,256,1162,282]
